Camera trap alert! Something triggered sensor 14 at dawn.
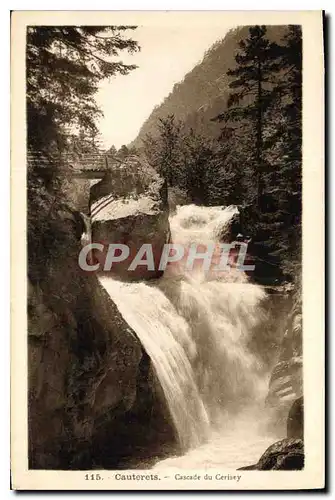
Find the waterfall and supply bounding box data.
[98,277,210,449]
[98,205,275,465]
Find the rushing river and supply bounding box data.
[98,204,280,469]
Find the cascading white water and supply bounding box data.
[98,277,210,450]
[98,204,278,468]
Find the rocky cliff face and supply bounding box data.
[28,204,176,469]
[240,294,303,473]
[266,282,303,434]
[28,207,143,469]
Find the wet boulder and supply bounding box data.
[89,157,170,280]
[256,438,304,470]
[239,438,304,471]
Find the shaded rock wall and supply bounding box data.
[266,283,303,434]
[28,206,172,469]
[248,289,293,370]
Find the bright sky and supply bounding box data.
[96,24,232,149]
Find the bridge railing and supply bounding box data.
[27,151,122,174]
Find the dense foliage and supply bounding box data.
[27,25,140,282]
[141,26,302,284]
[27,26,139,154]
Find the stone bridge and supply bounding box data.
[27,151,125,179]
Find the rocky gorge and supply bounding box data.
[28,157,303,470]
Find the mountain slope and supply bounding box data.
[131,25,288,147]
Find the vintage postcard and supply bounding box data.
[11,10,324,490]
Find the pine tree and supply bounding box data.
[181,129,213,204]
[206,123,256,207]
[117,144,130,160]
[106,145,118,158]
[141,133,161,168]
[142,114,184,187]
[212,26,303,283]
[214,25,282,209]
[27,26,139,169]
[263,26,302,278]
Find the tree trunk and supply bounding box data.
[256,57,263,210]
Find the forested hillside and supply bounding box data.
[133,25,302,285]
[131,26,287,145]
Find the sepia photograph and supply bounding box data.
[11,10,324,490]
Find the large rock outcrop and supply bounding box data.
[28,204,175,469]
[266,282,303,433]
[237,278,303,472]
[239,438,304,471]
[89,157,170,280]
